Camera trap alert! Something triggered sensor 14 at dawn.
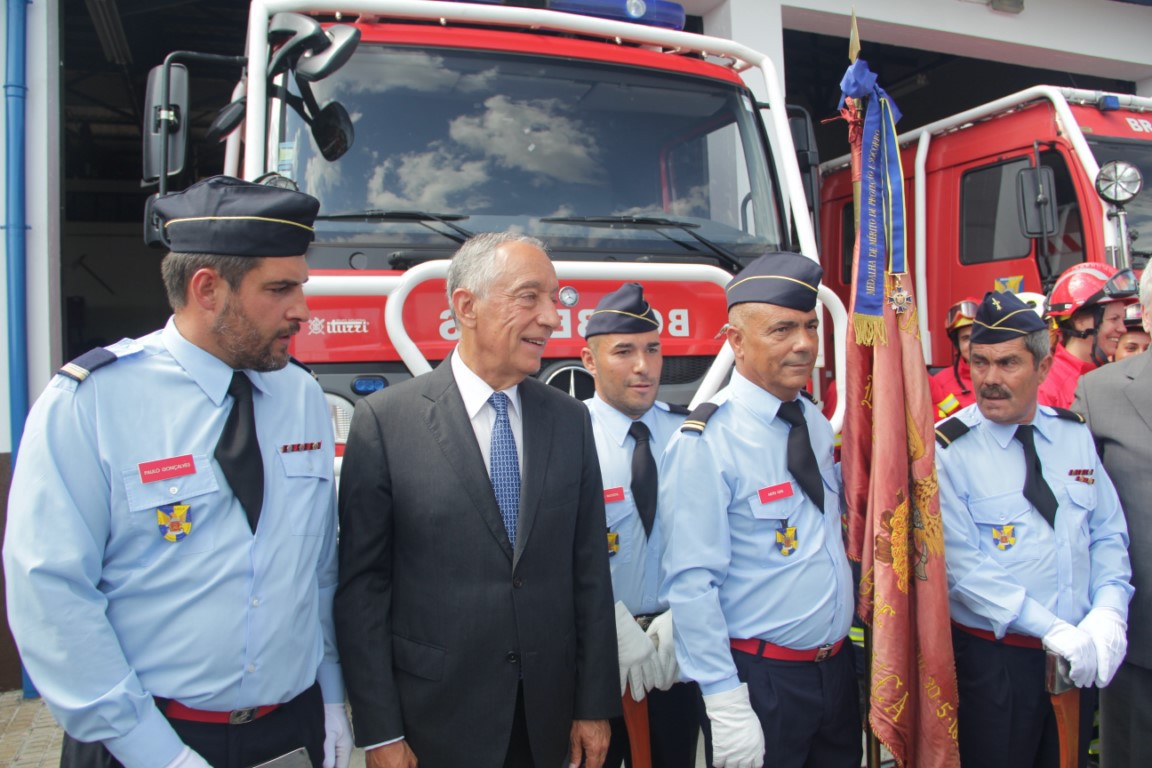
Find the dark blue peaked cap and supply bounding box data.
[585,283,660,338]
[970,291,1048,345]
[153,175,320,257]
[726,252,823,311]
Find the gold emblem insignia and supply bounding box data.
[157,503,192,542]
[992,524,1015,551]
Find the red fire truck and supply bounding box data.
[819,86,1151,369]
[143,0,849,451]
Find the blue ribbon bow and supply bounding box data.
[840,59,907,323]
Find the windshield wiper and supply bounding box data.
[540,215,744,272]
[315,209,475,244]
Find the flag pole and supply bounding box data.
[845,12,881,767]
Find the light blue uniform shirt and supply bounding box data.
[937,403,1132,639]
[3,319,343,768]
[585,395,685,615]
[658,371,854,696]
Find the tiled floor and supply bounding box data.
[0,691,63,768]
[0,691,888,768]
[0,693,372,768]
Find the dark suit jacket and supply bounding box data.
[1073,350,1152,668]
[335,359,620,767]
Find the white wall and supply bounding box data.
[0,0,62,455]
[0,1,8,453]
[686,0,1152,96]
[23,0,62,435]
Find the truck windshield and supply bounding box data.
[276,42,785,266]
[1090,140,1152,268]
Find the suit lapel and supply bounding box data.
[421,362,514,562]
[515,380,555,567]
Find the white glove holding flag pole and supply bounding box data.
[1078,607,1128,687]
[615,601,659,701]
[644,611,680,691]
[163,746,212,768]
[702,683,765,768]
[323,702,353,768]
[1043,619,1099,688]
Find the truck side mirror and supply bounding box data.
[787,104,821,249]
[267,13,328,79]
[312,102,355,162]
[142,63,189,185]
[143,193,168,249]
[206,98,247,144]
[295,25,361,82]
[1017,166,1058,238]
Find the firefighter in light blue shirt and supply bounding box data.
[3,177,351,768]
[936,290,1132,768]
[659,253,859,768]
[581,283,698,768]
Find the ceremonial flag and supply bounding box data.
[838,19,961,767]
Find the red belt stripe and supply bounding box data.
[730,637,845,662]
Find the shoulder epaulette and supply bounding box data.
[666,402,690,415]
[289,356,318,380]
[1051,407,1086,424]
[800,389,816,403]
[934,417,970,448]
[680,403,719,434]
[58,348,118,383]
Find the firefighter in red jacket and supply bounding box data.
[1114,302,1150,362]
[929,297,979,419]
[1038,262,1138,408]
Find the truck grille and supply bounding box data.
[660,356,713,385]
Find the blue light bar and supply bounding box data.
[549,0,686,30]
[352,376,388,395]
[1097,94,1121,112]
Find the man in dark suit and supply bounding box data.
[335,232,620,768]
[1073,266,1152,768]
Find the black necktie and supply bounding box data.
[215,372,264,533]
[628,421,657,538]
[1014,425,1058,528]
[777,400,825,513]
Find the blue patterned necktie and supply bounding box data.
[489,392,521,546]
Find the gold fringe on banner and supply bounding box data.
[853,313,887,347]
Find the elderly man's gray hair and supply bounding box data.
[445,232,549,315]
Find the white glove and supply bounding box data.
[1043,619,1099,688]
[645,611,681,691]
[323,702,353,768]
[614,601,658,702]
[703,683,765,768]
[163,746,212,768]
[1078,607,1128,687]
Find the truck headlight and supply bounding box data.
[325,393,355,445]
[1096,160,1143,206]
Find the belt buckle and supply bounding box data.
[813,643,834,663]
[229,707,259,725]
